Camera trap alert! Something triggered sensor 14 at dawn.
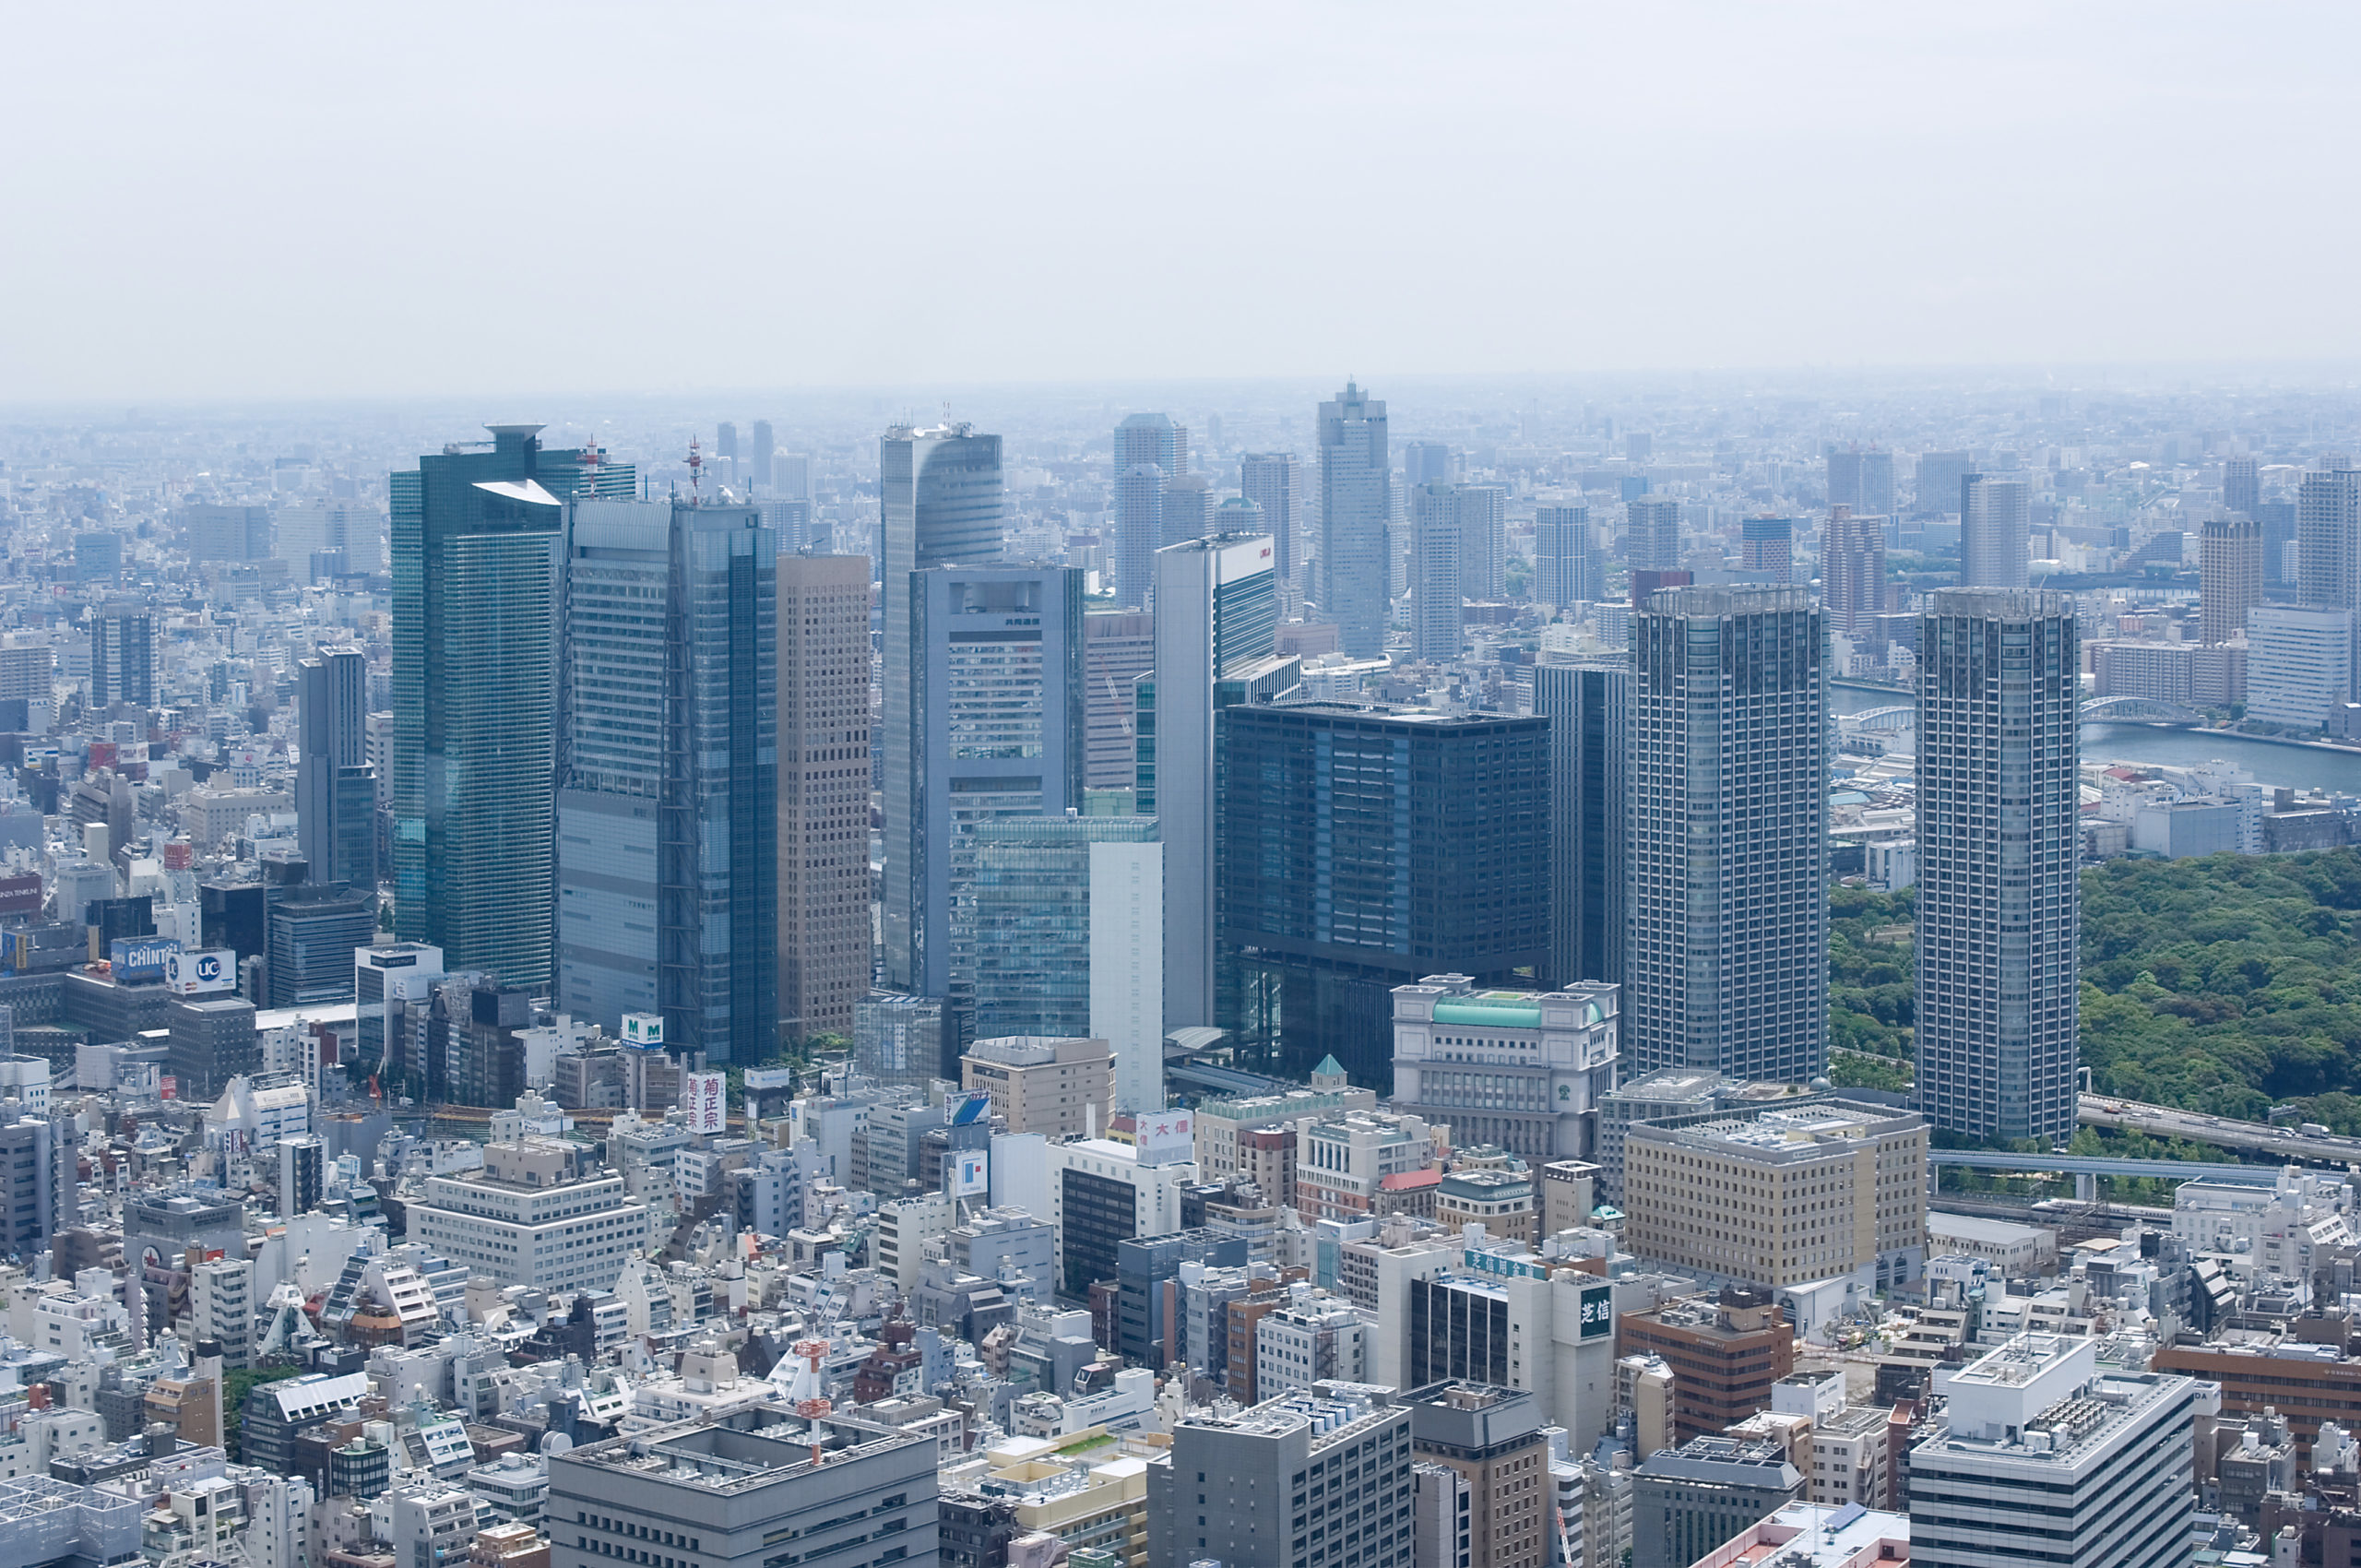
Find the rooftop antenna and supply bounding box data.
[687,436,704,503]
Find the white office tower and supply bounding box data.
[1456,483,1507,600]
[1410,481,1464,663]
[1091,838,1164,1114]
[1959,472,2031,588]
[1626,587,1827,1083]
[1240,451,1302,590]
[1908,1334,2200,1568]
[1149,533,1290,1029]
[2248,605,2357,725]
[1914,590,2080,1143]
[1534,503,1598,611]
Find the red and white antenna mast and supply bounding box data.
[688,436,704,502]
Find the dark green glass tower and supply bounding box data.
[390,424,633,989]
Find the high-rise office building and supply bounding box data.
[716,422,737,464]
[912,564,1086,1064]
[1907,1336,2198,1568]
[1915,450,1972,517]
[1914,589,2079,1143]
[1114,462,1167,608]
[1083,610,1156,791]
[1826,447,1895,518]
[1218,703,1549,1086]
[89,607,156,708]
[1410,481,1464,664]
[267,884,378,1007]
[881,423,1003,993]
[2201,515,2263,646]
[779,554,873,1045]
[2248,605,2356,725]
[1240,451,1301,588]
[391,423,633,988]
[2224,455,2260,518]
[1628,587,1826,1083]
[1115,410,1188,478]
[1402,440,1455,489]
[1959,472,2030,589]
[2297,457,2361,612]
[1821,505,1888,638]
[1457,483,1507,600]
[184,503,274,562]
[1150,1384,1414,1568]
[1149,533,1291,1031]
[296,647,374,890]
[554,498,776,1063]
[1739,517,1793,580]
[958,814,1162,1111]
[1318,381,1392,657]
[1406,1384,1549,1568]
[1533,504,1599,612]
[1534,661,1626,990]
[1626,496,1682,572]
[749,420,775,494]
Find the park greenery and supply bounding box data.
[1825,849,2361,1135]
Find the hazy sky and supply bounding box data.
[5,4,2356,403]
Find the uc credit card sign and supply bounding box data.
[164,947,236,996]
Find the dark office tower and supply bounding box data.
[296,647,374,888]
[750,421,775,493]
[2224,456,2260,518]
[1318,381,1392,657]
[2297,457,2361,612]
[89,608,156,707]
[1627,587,1826,1082]
[1825,447,1894,518]
[1410,482,1464,664]
[1114,463,1167,608]
[1826,448,1863,510]
[267,884,378,1006]
[1217,703,1549,1087]
[1403,441,1455,489]
[555,498,777,1064]
[1959,473,2030,588]
[1457,484,1507,600]
[880,423,1003,993]
[1240,452,1301,588]
[1915,589,2080,1143]
[1534,504,1598,611]
[778,555,872,1046]
[1535,661,1627,989]
[390,423,635,990]
[1740,517,1794,581]
[1154,534,1294,1031]
[184,503,274,562]
[75,531,123,584]
[1626,496,1682,572]
[716,422,738,463]
[1165,474,1216,547]
[912,564,1086,1063]
[1821,505,1888,638]
[1084,610,1156,790]
[2201,516,2263,645]
[1916,450,1972,517]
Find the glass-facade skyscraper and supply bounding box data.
[1534,660,1626,990]
[1627,585,1827,1083]
[553,498,777,1063]
[881,423,1003,993]
[912,563,1087,1069]
[1914,588,2080,1142]
[959,812,1159,1045]
[390,423,633,988]
[1318,382,1391,657]
[1217,702,1549,1087]
[296,646,374,889]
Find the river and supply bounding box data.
[1828,683,2361,796]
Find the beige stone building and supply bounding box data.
[962,1034,1113,1141]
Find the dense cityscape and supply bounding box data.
[7,10,2361,1568]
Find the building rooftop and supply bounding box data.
[1714,1502,1909,1567]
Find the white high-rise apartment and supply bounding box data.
[1457,483,1507,601]
[1625,496,1682,572]
[1410,481,1463,664]
[1959,473,2030,588]
[1533,503,1597,611]
[2296,457,2360,612]
[1626,586,1827,1083]
[1914,590,2079,1143]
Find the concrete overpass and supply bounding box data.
[2079,1094,2361,1166]
[1930,1149,2278,1185]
